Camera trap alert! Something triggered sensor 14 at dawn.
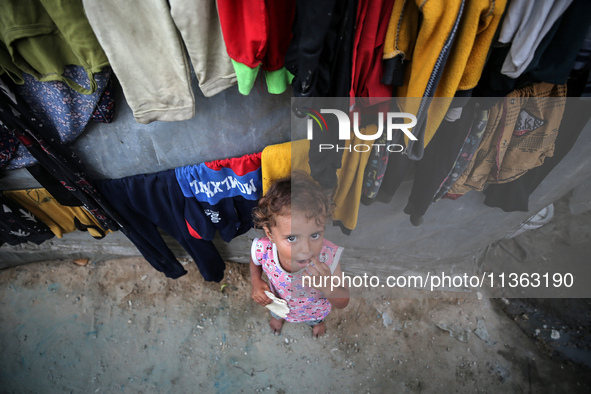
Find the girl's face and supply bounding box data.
[264,209,326,273]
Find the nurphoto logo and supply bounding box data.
[303,107,417,153]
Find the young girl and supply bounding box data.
[250,172,349,337]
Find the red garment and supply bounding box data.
[217,0,295,72]
[350,0,395,99]
[204,152,262,176]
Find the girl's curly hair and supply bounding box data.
[252,171,333,229]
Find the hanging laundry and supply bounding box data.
[0,192,54,247]
[0,78,125,233]
[497,0,573,80]
[358,111,425,208]
[341,0,395,194]
[24,164,84,207]
[350,0,395,99]
[4,66,113,170]
[382,0,506,160]
[445,83,567,199]
[400,100,478,226]
[479,0,591,95]
[96,169,226,281]
[331,125,375,233]
[91,76,116,124]
[360,132,390,204]
[522,0,591,85]
[3,188,110,239]
[571,26,591,98]
[0,0,109,95]
[14,67,113,138]
[0,127,18,168]
[573,26,591,73]
[217,0,296,96]
[285,0,356,188]
[175,152,262,243]
[382,0,464,160]
[261,140,309,195]
[292,96,347,189]
[260,124,375,234]
[82,0,236,124]
[285,0,356,98]
[433,106,490,201]
[362,100,479,225]
[483,73,591,212]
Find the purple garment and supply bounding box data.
[5,66,113,169]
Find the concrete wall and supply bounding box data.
[1,77,591,279]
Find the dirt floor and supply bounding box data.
[1,200,591,393]
[0,266,590,392]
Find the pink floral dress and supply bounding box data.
[251,237,344,323]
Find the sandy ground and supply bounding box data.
[0,263,590,392]
[1,199,590,393]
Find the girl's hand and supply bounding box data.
[302,257,332,294]
[303,258,350,308]
[251,280,272,306]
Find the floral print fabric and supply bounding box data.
[251,236,343,323]
[0,128,19,168]
[5,66,113,169]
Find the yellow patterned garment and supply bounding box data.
[448,83,566,197]
[3,188,110,238]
